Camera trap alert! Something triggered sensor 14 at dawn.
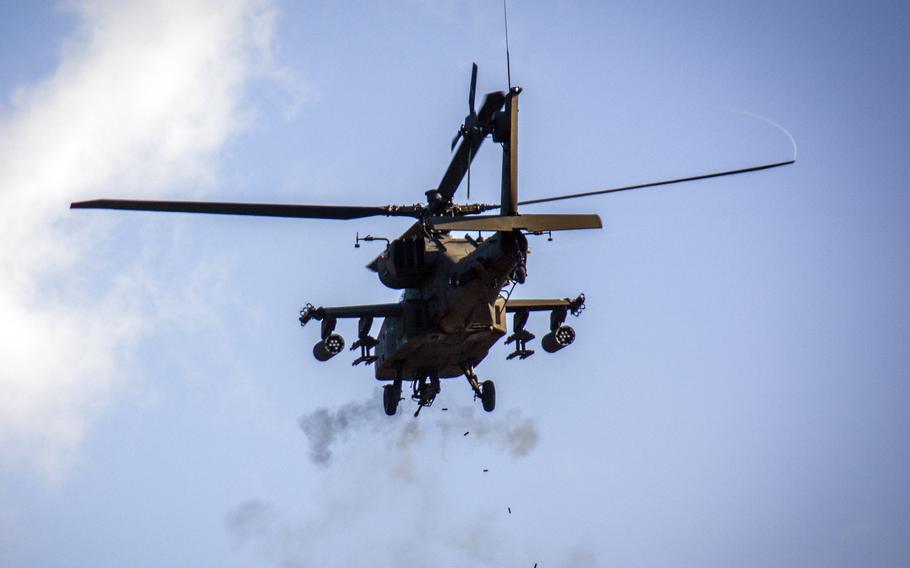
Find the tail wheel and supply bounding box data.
[480,380,496,412]
[383,384,399,416]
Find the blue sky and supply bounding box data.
[1,1,908,567]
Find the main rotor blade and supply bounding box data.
[438,90,506,200]
[518,160,795,206]
[70,199,420,220]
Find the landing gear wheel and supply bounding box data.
[383,384,399,416]
[480,380,496,412]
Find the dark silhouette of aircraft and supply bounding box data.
[72,63,793,416]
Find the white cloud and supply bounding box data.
[0,0,284,480]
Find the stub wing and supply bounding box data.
[299,302,404,368]
[502,294,586,359]
[505,294,586,316]
[299,302,402,325]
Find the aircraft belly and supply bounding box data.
[374,326,505,379]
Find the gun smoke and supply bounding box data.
[298,392,539,466]
[224,393,600,566]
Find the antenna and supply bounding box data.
[503,0,512,89]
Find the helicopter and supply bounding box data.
[71,63,794,417]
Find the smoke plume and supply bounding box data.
[298,392,540,466]
[225,392,556,567]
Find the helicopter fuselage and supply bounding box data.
[372,229,526,380]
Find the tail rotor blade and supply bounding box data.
[438,91,506,199]
[476,91,506,123]
[469,62,478,115]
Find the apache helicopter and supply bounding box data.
[71,63,794,417]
